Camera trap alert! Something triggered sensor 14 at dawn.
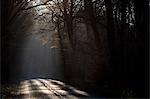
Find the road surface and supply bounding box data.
[3,79,89,99]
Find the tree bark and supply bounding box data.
[84,0,101,49]
[104,0,116,66]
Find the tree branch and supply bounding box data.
[23,0,51,10]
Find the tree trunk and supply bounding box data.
[84,0,101,50]
[134,0,149,97]
[104,0,116,70]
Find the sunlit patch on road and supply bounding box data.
[7,79,89,99]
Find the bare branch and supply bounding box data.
[23,0,51,10]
